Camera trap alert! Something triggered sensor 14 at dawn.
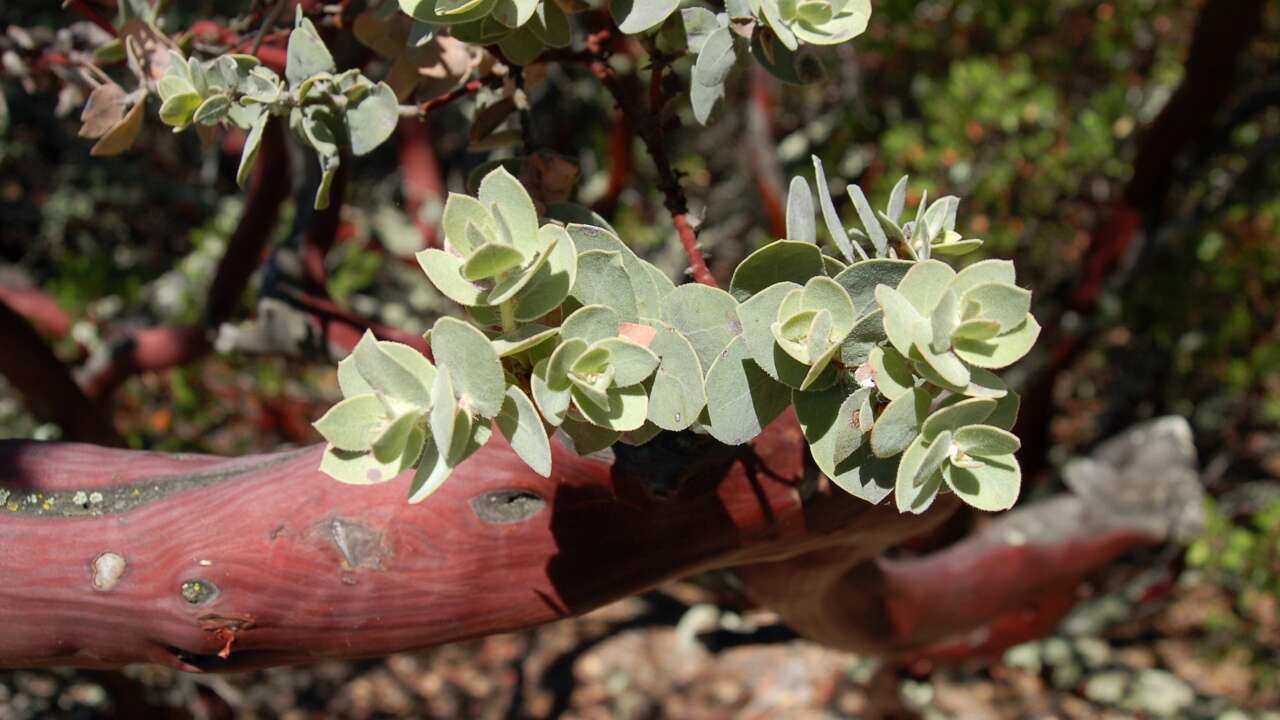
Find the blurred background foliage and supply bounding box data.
[1,0,1279,716]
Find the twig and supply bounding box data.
[250,0,288,55]
[82,120,290,402]
[0,298,121,445]
[581,29,719,287]
[65,0,118,38]
[415,73,503,117]
[205,118,290,326]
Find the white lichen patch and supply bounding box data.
[92,552,127,591]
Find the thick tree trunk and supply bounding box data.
[0,415,1198,672]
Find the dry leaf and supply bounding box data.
[122,19,178,84]
[521,152,580,204]
[90,96,147,156]
[79,83,127,138]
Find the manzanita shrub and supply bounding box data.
[141,0,872,195]
[83,0,1038,515]
[314,163,1040,513]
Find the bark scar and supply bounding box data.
[199,614,254,660]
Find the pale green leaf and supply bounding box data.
[662,284,740,375]
[961,282,1032,333]
[646,324,705,431]
[610,0,680,33]
[799,275,856,337]
[729,240,824,302]
[953,315,1041,369]
[561,304,620,344]
[920,397,996,444]
[372,409,423,462]
[572,250,638,321]
[572,382,648,431]
[158,92,201,127]
[236,110,268,188]
[870,386,929,458]
[347,81,398,156]
[949,259,1015,298]
[558,418,620,456]
[193,94,231,125]
[846,183,887,256]
[691,27,734,124]
[353,331,432,407]
[896,259,956,314]
[441,193,497,254]
[869,346,915,400]
[954,425,1020,456]
[428,365,459,452]
[833,258,914,312]
[786,176,816,243]
[943,454,1021,511]
[811,154,859,262]
[894,433,945,514]
[430,317,506,418]
[417,248,487,307]
[490,324,558,357]
[286,14,336,86]
[703,336,791,445]
[314,394,386,451]
[321,444,409,486]
[462,243,526,281]
[496,384,551,476]
[595,337,659,386]
[478,166,539,252]
[874,284,923,357]
[911,318,970,388]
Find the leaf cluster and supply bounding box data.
[316,162,1040,514]
[156,9,400,209]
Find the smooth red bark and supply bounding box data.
[0,413,1190,672]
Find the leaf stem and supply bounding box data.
[499,300,516,333]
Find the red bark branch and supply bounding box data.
[1016,0,1268,479]
[591,113,633,218]
[65,0,118,38]
[416,73,502,116]
[747,68,788,240]
[0,299,120,446]
[0,284,73,339]
[81,325,213,402]
[580,29,720,287]
[0,414,1194,671]
[81,120,290,402]
[206,118,290,326]
[397,121,444,250]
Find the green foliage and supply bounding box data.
[1186,496,1280,697]
[317,165,1039,514]
[396,0,870,125]
[154,8,400,209]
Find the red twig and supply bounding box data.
[397,122,443,250]
[65,0,118,38]
[279,289,430,355]
[581,29,719,287]
[81,326,212,402]
[592,114,633,217]
[0,299,121,446]
[207,118,290,325]
[0,285,72,340]
[673,213,716,287]
[1015,0,1268,480]
[83,120,289,402]
[747,66,788,240]
[417,74,502,116]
